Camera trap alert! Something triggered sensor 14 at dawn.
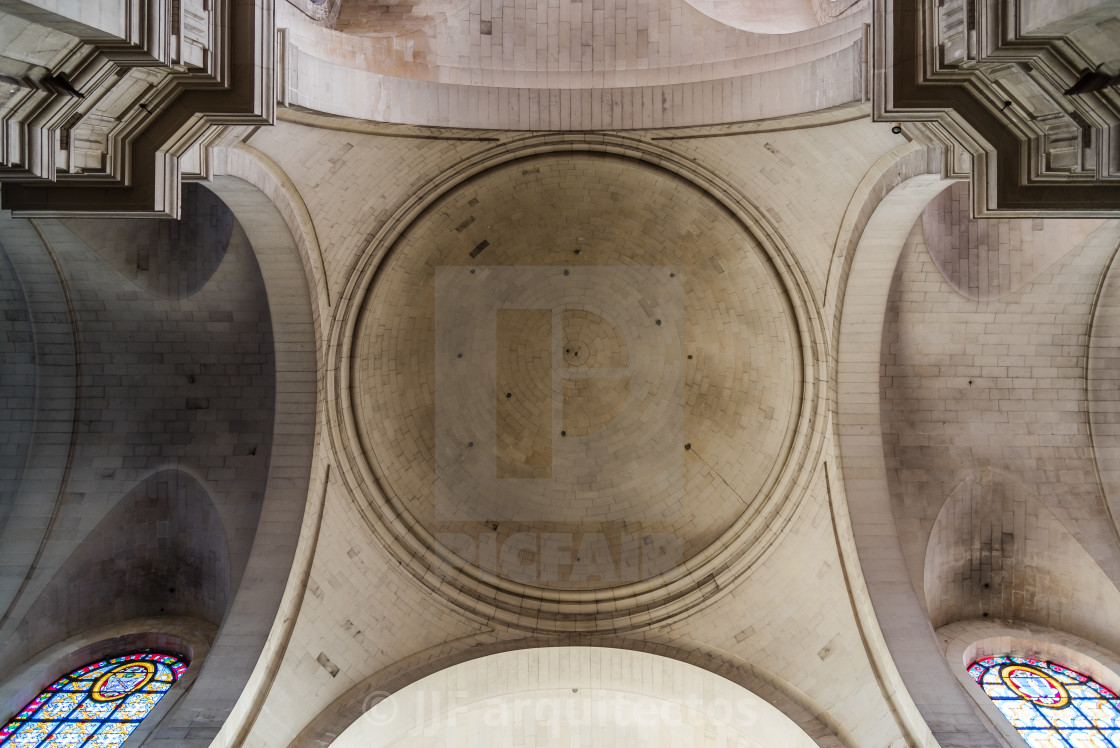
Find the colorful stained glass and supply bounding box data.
[0,653,187,748]
[971,655,1120,747]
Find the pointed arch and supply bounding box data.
[0,653,188,747]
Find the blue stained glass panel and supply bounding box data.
[0,653,187,748]
[1002,700,1050,728]
[36,698,79,721]
[987,684,1021,700]
[971,655,1120,747]
[69,701,115,721]
[1051,709,1095,730]
[1021,731,1072,748]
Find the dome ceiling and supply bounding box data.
[348,152,802,599]
[684,0,817,33]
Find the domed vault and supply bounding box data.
[338,149,813,630]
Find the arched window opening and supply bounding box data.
[970,655,1120,746]
[0,652,187,747]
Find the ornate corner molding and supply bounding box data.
[874,0,1120,216]
[0,0,275,217]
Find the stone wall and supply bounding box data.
[0,185,276,725]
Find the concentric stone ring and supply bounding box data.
[330,141,824,631]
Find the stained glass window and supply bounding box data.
[0,652,187,747]
[969,655,1120,747]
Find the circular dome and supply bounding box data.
[350,152,800,595]
[335,0,468,35]
[683,0,819,34]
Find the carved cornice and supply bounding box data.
[0,0,274,217]
[874,0,1120,216]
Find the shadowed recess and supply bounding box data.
[0,469,231,677]
[59,184,235,300]
[0,247,35,537]
[924,466,1120,655]
[921,176,1104,301]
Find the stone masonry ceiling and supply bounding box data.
[336,0,865,36]
[338,150,814,630]
[280,0,869,127]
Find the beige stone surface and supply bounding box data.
[5,3,1120,747]
[334,648,823,747]
[278,0,868,129]
[351,152,799,589]
[195,107,1120,747]
[882,216,1120,625]
[920,182,1106,300]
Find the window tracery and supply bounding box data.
[0,653,187,747]
[970,655,1120,747]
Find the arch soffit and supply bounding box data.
[0,217,77,634]
[338,646,821,747]
[681,0,819,34]
[286,0,865,86]
[823,139,934,314]
[156,173,322,745]
[834,172,984,745]
[203,145,332,343]
[1088,235,1120,544]
[323,132,831,634]
[288,637,849,748]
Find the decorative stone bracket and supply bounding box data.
[0,0,274,217]
[873,0,1120,216]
